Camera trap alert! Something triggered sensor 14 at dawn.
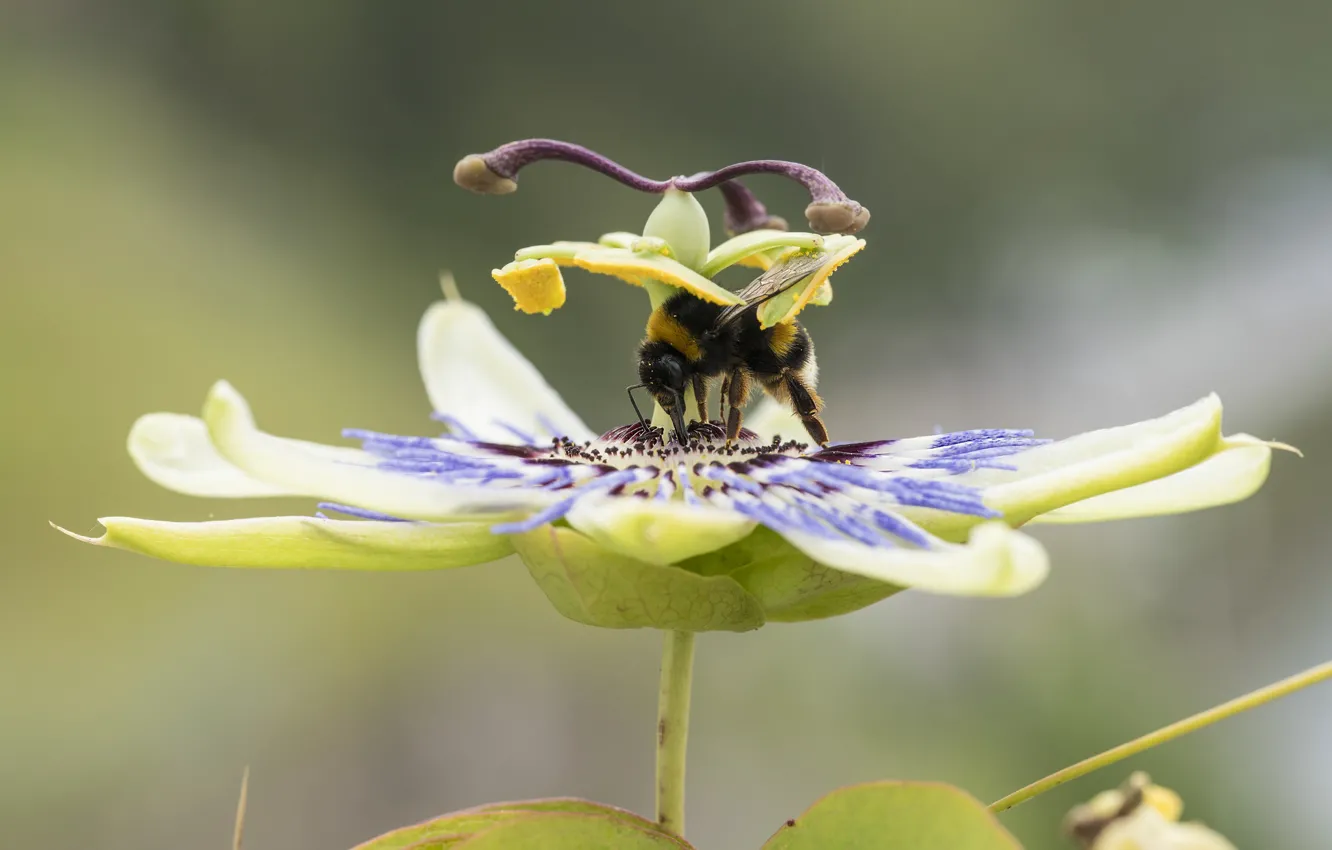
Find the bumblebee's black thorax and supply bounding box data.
[645,292,731,375]
[645,290,813,380]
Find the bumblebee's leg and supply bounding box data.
[724,369,752,443]
[719,372,733,425]
[692,373,710,424]
[781,371,828,446]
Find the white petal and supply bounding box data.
[129,413,290,497]
[53,516,512,570]
[778,521,1048,597]
[1030,435,1283,524]
[566,498,757,566]
[417,298,595,442]
[744,397,811,442]
[204,381,555,519]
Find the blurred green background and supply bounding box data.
[4,2,1330,848]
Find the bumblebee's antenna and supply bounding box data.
[626,384,650,433]
[626,384,689,444]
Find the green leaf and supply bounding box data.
[353,812,517,849]
[762,782,1022,850]
[352,799,692,850]
[468,798,663,821]
[460,813,692,849]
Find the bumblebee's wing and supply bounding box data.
[715,253,828,328]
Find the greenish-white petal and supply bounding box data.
[204,381,554,519]
[977,394,1224,525]
[417,297,596,442]
[889,394,1235,540]
[777,521,1048,597]
[566,497,757,566]
[129,412,291,498]
[1030,435,1286,524]
[53,516,513,570]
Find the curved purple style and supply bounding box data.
[455,138,870,235]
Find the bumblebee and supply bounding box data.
[636,254,830,446]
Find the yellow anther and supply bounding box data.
[492,258,567,315]
[757,237,865,328]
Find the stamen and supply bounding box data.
[454,138,870,235]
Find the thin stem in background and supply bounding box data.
[233,766,249,850]
[990,659,1332,813]
[656,630,697,836]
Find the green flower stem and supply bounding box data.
[989,659,1332,814]
[656,629,696,836]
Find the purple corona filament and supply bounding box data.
[454,138,870,235]
[332,418,1053,552]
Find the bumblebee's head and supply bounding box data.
[638,342,690,442]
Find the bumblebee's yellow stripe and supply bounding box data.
[767,322,799,358]
[646,309,702,360]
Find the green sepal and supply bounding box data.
[678,527,902,622]
[512,525,765,632]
